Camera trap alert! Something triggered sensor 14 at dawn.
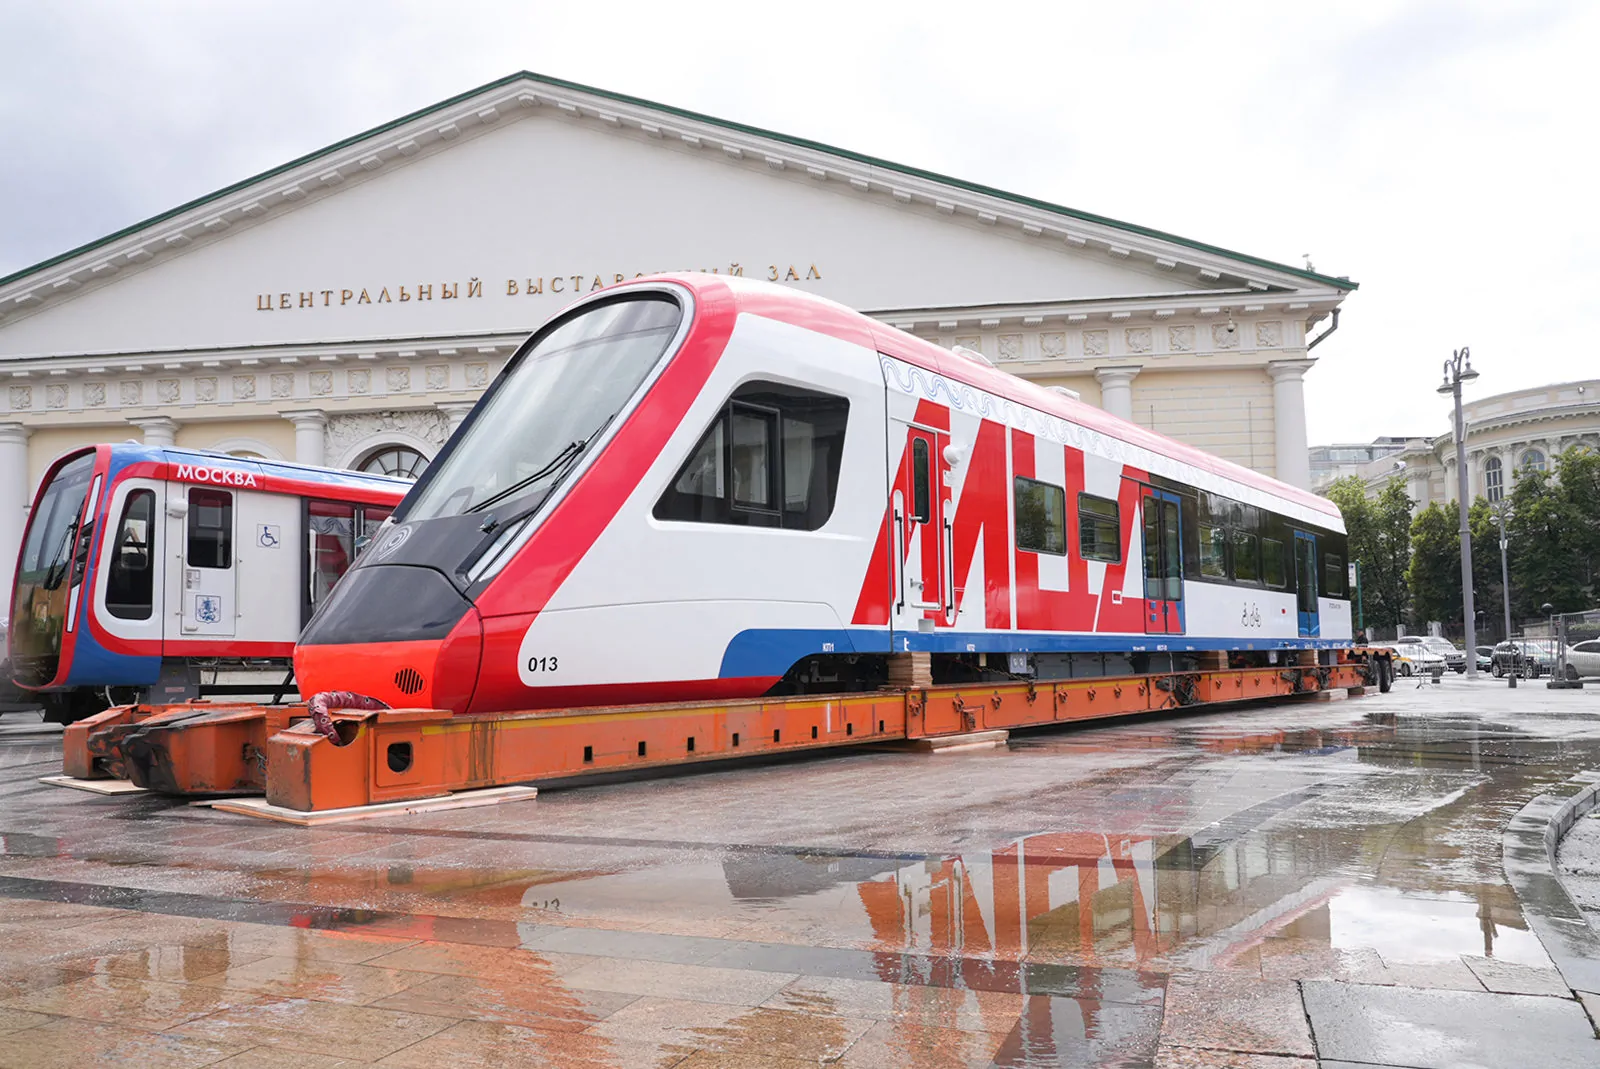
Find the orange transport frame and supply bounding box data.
[62,653,1385,812]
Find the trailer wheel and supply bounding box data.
[1377,657,1393,694]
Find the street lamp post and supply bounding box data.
[1439,347,1480,678]
[1493,500,1515,688]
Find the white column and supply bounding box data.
[0,423,32,602]
[1094,366,1141,423]
[436,402,475,437]
[283,410,327,467]
[129,416,179,448]
[1267,359,1315,489]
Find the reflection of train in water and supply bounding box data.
[9,444,407,721]
[297,273,1354,715]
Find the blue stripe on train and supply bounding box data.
[718,628,1353,679]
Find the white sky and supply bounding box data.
[2,1,1594,446]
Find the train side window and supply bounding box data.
[1077,494,1121,562]
[308,501,356,607]
[655,383,848,531]
[730,405,777,510]
[1262,536,1287,589]
[186,488,232,569]
[1198,524,1228,578]
[106,489,155,620]
[1232,530,1261,583]
[911,439,931,523]
[1014,477,1066,555]
[1323,553,1346,597]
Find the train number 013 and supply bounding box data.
[526,655,559,673]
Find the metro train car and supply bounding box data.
[9,445,408,721]
[296,274,1352,715]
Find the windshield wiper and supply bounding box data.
[467,414,617,521]
[40,520,80,591]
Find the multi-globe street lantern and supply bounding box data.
[1438,347,1479,678]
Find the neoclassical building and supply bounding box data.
[1341,379,1600,508]
[0,71,1356,594]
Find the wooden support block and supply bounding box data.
[203,785,539,825]
[1346,686,1368,697]
[1296,650,1318,666]
[38,774,147,795]
[1195,651,1229,672]
[887,652,933,689]
[880,729,1009,753]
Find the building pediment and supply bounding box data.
[0,72,1354,360]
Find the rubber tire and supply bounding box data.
[1523,663,1537,679]
[1399,662,1413,677]
[1377,657,1393,694]
[1493,664,1503,678]
[1568,664,1580,681]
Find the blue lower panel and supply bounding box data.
[64,633,161,689]
[718,628,1353,679]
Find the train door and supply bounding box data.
[890,424,950,633]
[1141,488,1184,635]
[177,487,236,637]
[1293,531,1320,637]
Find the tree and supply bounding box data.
[1506,459,1589,617]
[1326,475,1412,633]
[1409,501,1461,630]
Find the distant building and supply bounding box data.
[1320,380,1600,511]
[1308,437,1410,491]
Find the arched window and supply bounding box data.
[1520,449,1546,473]
[358,445,429,480]
[228,449,265,459]
[1483,456,1503,503]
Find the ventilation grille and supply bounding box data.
[394,667,425,695]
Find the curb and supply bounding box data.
[1503,769,1600,997]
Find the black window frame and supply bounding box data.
[1013,476,1067,556]
[186,488,233,570]
[911,438,932,524]
[1077,493,1121,563]
[105,488,156,620]
[1261,536,1288,590]
[654,382,849,531]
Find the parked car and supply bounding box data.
[1475,646,1495,672]
[1491,640,1558,678]
[1384,643,1448,677]
[1564,639,1600,680]
[1395,635,1467,673]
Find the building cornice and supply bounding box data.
[0,72,1355,328]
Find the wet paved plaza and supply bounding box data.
[2,679,1600,1067]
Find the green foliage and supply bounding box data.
[1327,475,1411,631]
[1505,457,1591,616]
[1409,501,1462,628]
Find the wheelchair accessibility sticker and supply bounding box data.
[257,524,281,548]
[195,595,222,625]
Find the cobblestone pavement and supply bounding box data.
[1,679,1599,1067]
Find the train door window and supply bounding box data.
[355,505,392,558]
[1232,531,1260,583]
[1013,478,1066,554]
[911,439,931,523]
[1262,537,1287,589]
[1198,524,1228,578]
[308,501,357,606]
[656,383,849,530]
[1077,494,1120,561]
[1323,553,1346,597]
[186,489,232,568]
[730,405,777,510]
[106,489,155,620]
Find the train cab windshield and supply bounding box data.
[405,295,684,524]
[9,451,96,685]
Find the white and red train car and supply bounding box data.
[295,274,1352,714]
[9,445,408,720]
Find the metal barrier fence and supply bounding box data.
[1521,609,1600,685]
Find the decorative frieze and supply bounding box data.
[465,363,489,388]
[310,371,333,396]
[1169,325,1195,352]
[195,377,217,402]
[157,379,179,403]
[120,381,141,405]
[426,365,450,390]
[84,382,106,406]
[349,369,371,394]
[1039,333,1065,359]
[1124,327,1152,354]
[233,374,256,400]
[386,367,410,392]
[1083,330,1108,356]
[45,385,66,409]
[270,373,294,399]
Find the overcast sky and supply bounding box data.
[2,1,1594,445]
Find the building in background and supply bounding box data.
[1309,436,1410,491]
[1318,380,1600,509]
[0,71,1356,594]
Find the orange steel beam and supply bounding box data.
[263,660,1376,812]
[67,702,296,793]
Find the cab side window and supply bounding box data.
[655,383,848,531]
[106,490,155,620]
[187,488,232,569]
